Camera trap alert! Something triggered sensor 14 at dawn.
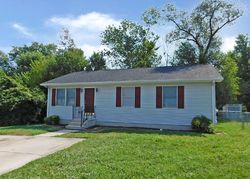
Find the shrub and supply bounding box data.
[44,115,60,125]
[0,70,46,126]
[191,115,214,133]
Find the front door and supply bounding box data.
[84,88,95,113]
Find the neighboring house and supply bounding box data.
[41,64,223,130]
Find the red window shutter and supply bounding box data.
[51,88,56,106]
[116,87,121,107]
[178,86,184,109]
[135,87,141,108]
[76,88,81,107]
[156,86,162,108]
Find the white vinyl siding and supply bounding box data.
[94,83,212,126]
[122,87,135,107]
[48,82,214,127]
[66,89,76,106]
[56,89,65,106]
[163,86,177,108]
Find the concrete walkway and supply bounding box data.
[36,129,78,137]
[0,130,83,175]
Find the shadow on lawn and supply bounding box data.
[0,124,62,131]
[82,126,205,137]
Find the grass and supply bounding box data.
[0,124,62,136]
[1,122,250,178]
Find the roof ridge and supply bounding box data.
[78,64,210,73]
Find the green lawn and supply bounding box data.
[1,122,250,178]
[0,124,62,136]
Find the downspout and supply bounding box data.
[46,87,49,117]
[211,80,217,124]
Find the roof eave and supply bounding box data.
[40,78,223,87]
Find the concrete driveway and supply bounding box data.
[0,132,83,175]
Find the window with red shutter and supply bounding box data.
[135,87,141,108]
[116,87,121,107]
[178,86,184,109]
[156,86,162,108]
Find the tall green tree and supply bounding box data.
[47,28,88,77]
[234,34,250,111]
[171,41,197,65]
[143,0,242,64]
[16,51,47,73]
[9,42,57,73]
[49,48,88,78]
[0,28,90,125]
[101,20,161,69]
[234,34,250,81]
[0,50,13,74]
[87,52,106,71]
[216,53,240,108]
[14,55,55,88]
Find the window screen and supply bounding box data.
[66,89,76,106]
[56,89,65,106]
[163,86,177,108]
[122,87,135,107]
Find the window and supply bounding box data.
[66,89,76,106]
[163,86,177,108]
[56,89,65,106]
[122,87,135,107]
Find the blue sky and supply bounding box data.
[1,0,250,62]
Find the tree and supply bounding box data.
[14,55,55,88]
[0,29,90,124]
[0,50,12,74]
[0,69,45,125]
[101,20,161,69]
[49,48,88,78]
[234,34,250,111]
[59,28,75,49]
[143,0,243,64]
[171,41,197,65]
[87,52,106,71]
[216,53,240,108]
[234,34,250,81]
[9,42,57,73]
[16,51,46,73]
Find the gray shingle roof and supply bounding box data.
[41,64,223,86]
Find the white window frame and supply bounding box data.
[66,88,76,106]
[121,87,135,107]
[56,88,66,106]
[162,86,178,108]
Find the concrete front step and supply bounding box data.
[65,125,82,130]
[65,119,82,130]
[66,119,96,130]
[68,121,81,125]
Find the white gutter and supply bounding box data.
[41,78,223,87]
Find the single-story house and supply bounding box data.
[40,64,223,130]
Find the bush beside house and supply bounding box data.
[191,115,214,133]
[44,115,60,125]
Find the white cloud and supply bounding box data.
[221,36,236,53]
[12,23,34,38]
[79,44,106,57]
[48,12,121,57]
[49,12,120,31]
